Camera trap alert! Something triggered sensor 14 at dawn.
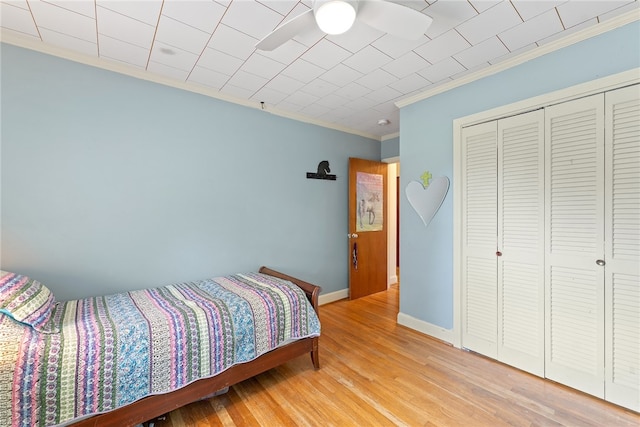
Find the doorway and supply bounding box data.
[386,161,400,288]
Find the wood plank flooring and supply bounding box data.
[156,285,639,426]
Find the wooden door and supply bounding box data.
[544,93,606,398]
[496,110,545,377]
[603,84,640,411]
[348,158,388,299]
[461,121,498,358]
[461,111,545,376]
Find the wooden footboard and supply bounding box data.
[71,267,321,427]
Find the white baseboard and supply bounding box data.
[397,312,454,345]
[319,288,348,305]
[388,275,398,286]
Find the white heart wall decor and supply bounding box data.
[405,177,450,227]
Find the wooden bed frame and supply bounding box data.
[71,267,321,427]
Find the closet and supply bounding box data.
[460,84,639,411]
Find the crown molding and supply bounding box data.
[0,31,381,142]
[395,8,640,109]
[381,132,400,141]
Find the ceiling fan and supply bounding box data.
[256,0,433,51]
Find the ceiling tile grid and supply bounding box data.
[1,0,637,139]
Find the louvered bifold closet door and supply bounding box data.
[462,121,498,358]
[544,94,605,398]
[497,110,545,377]
[604,84,640,411]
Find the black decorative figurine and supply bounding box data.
[307,160,336,180]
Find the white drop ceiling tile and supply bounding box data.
[149,41,198,71]
[599,1,640,21]
[393,0,428,12]
[315,93,349,109]
[300,79,339,98]
[357,68,398,90]
[45,0,95,18]
[2,0,28,10]
[318,64,363,87]
[276,100,305,112]
[39,27,97,56]
[161,0,226,33]
[196,47,243,76]
[389,72,430,94]
[343,45,393,75]
[299,103,332,117]
[370,125,393,139]
[97,6,155,49]
[98,34,149,68]
[319,106,357,122]
[301,39,352,70]
[220,83,256,99]
[258,39,308,65]
[454,36,508,69]
[456,1,522,44]
[452,61,490,79]
[283,90,320,107]
[364,86,403,104]
[226,69,268,92]
[29,0,96,43]
[256,0,299,16]
[96,0,162,26]
[341,109,377,127]
[222,0,284,40]
[155,15,210,55]
[371,33,429,59]
[264,73,306,94]
[241,53,288,80]
[418,56,466,83]
[372,101,401,116]
[100,55,146,70]
[281,59,326,83]
[0,2,39,37]
[557,0,635,28]
[468,0,502,13]
[215,0,231,7]
[292,25,325,47]
[382,51,430,79]
[511,0,566,20]
[499,9,563,51]
[326,20,384,53]
[414,29,470,64]
[488,42,537,65]
[208,24,258,61]
[339,82,372,99]
[344,96,377,111]
[423,0,479,39]
[537,17,596,45]
[0,26,41,40]
[281,3,324,47]
[251,86,289,105]
[188,65,230,90]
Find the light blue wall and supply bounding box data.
[399,21,640,330]
[381,136,399,160]
[0,44,380,301]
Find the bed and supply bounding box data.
[0,266,321,427]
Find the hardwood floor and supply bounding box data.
[156,285,639,426]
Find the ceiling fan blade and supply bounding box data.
[357,0,432,40]
[256,8,317,51]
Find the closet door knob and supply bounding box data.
[596,259,605,266]
[496,251,502,256]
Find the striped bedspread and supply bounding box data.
[0,273,321,427]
